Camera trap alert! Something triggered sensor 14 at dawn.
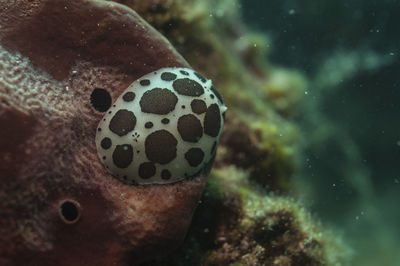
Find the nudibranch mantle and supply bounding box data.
[95,67,227,185]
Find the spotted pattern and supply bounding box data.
[112,144,133,168]
[95,67,226,185]
[161,72,177,81]
[140,79,150,86]
[139,162,156,179]
[145,122,153,128]
[191,99,207,114]
[145,130,177,164]
[140,88,178,115]
[91,88,111,112]
[173,78,204,96]
[161,169,171,180]
[123,92,135,102]
[185,148,205,167]
[101,137,112,150]
[178,114,203,143]
[109,109,136,136]
[204,104,221,137]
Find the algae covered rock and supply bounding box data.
[144,167,349,266]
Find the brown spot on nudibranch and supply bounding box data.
[161,169,171,180]
[191,99,207,114]
[177,114,203,143]
[101,137,112,150]
[185,148,204,167]
[145,130,177,164]
[122,92,135,102]
[173,78,204,97]
[140,88,178,115]
[161,72,177,81]
[109,109,136,136]
[140,79,150,86]
[138,162,156,179]
[112,144,133,168]
[145,122,153,129]
[204,104,221,137]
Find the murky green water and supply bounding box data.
[243,1,400,265]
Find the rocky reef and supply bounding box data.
[0,0,350,265]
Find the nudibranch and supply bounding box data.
[95,67,227,185]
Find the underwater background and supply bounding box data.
[243,0,400,265]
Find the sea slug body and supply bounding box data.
[95,67,227,185]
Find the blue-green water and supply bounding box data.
[243,1,400,265]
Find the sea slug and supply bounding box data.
[95,67,227,184]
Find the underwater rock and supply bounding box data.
[0,0,218,265]
[147,167,350,266]
[199,167,349,266]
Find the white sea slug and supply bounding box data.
[95,67,227,185]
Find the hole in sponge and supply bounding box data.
[90,88,112,112]
[59,200,80,224]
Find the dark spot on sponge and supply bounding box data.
[59,200,80,224]
[90,88,111,112]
